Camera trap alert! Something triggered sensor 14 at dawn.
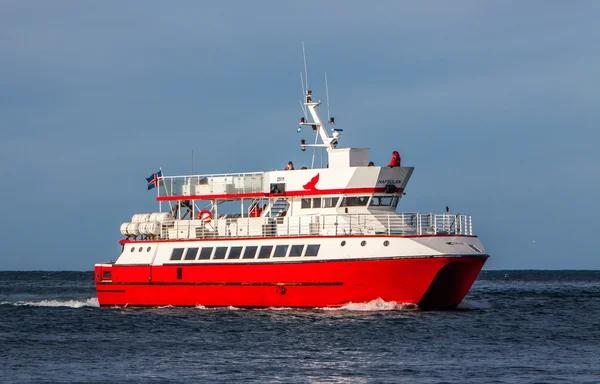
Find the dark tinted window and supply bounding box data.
[213,247,228,259]
[370,196,394,206]
[184,248,199,260]
[342,196,369,207]
[228,246,242,259]
[273,245,288,257]
[199,247,213,260]
[170,248,184,260]
[305,244,320,256]
[312,198,321,208]
[289,245,304,257]
[301,198,311,209]
[258,246,273,259]
[242,246,258,259]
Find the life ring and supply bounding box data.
[197,209,212,223]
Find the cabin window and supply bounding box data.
[370,196,394,206]
[138,247,143,252]
[301,198,311,209]
[170,248,184,261]
[273,245,288,257]
[213,247,228,260]
[199,247,213,260]
[130,247,135,252]
[258,246,273,259]
[323,197,339,208]
[228,246,243,259]
[289,245,304,257]
[312,198,321,208]
[341,196,369,207]
[102,270,112,280]
[184,248,199,260]
[146,247,151,252]
[305,244,320,257]
[270,183,285,194]
[242,246,258,259]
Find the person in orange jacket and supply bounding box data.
[388,151,401,167]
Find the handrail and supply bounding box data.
[125,212,474,241]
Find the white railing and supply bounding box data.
[159,172,265,197]
[149,213,473,240]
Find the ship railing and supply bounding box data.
[156,213,473,240]
[159,172,265,197]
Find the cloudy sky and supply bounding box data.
[1,1,598,270]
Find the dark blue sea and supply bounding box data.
[1,271,599,384]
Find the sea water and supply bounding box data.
[1,271,599,383]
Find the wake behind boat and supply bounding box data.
[94,70,488,309]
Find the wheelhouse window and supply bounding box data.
[258,246,273,259]
[213,247,228,260]
[341,196,369,207]
[198,247,213,260]
[305,244,320,257]
[312,198,321,208]
[170,248,184,261]
[228,246,243,259]
[289,245,304,257]
[273,245,288,257]
[301,198,311,209]
[242,246,258,259]
[370,196,394,206]
[184,248,199,260]
[323,197,339,208]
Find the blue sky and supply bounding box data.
[1,1,598,270]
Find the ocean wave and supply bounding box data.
[1,298,99,308]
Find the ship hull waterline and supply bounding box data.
[95,255,488,309]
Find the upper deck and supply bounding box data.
[120,212,474,243]
[156,166,414,201]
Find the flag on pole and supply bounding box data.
[146,170,163,190]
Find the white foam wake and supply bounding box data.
[3,298,100,308]
[320,298,416,311]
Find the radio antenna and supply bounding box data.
[325,72,331,122]
[302,41,309,92]
[299,72,307,118]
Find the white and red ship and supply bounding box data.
[94,85,489,309]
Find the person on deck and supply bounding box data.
[388,151,401,168]
[285,161,295,170]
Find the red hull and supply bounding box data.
[95,256,487,309]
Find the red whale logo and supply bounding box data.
[302,173,320,191]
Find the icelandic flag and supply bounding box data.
[146,170,163,190]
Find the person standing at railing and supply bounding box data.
[388,151,401,167]
[285,161,295,170]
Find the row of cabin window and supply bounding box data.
[170,244,320,261]
[301,195,399,209]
